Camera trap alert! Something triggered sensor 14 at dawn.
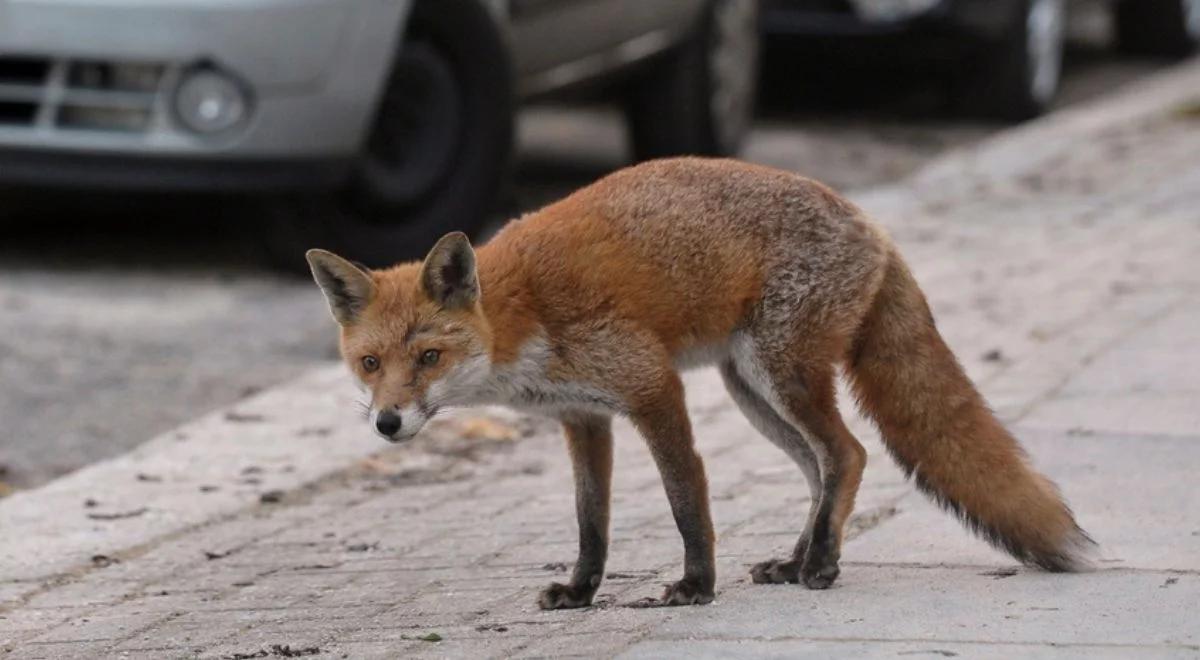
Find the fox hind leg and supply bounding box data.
[727,340,866,589]
[719,361,819,584]
[782,378,866,589]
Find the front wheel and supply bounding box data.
[264,0,513,271]
[1116,0,1200,58]
[624,0,760,160]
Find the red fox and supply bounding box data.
[307,158,1094,608]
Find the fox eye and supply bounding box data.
[361,355,380,373]
[420,349,440,366]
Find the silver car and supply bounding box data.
[0,0,760,266]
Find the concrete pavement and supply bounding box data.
[2,59,1200,658]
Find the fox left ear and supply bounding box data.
[306,249,375,325]
[420,232,479,310]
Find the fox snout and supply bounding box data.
[371,403,431,443]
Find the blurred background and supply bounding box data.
[0,0,1193,493]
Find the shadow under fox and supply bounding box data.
[307,157,1094,608]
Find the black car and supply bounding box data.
[762,0,1199,119]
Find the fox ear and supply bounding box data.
[420,232,478,309]
[305,249,375,325]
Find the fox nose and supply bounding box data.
[375,410,402,437]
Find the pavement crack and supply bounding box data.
[86,507,149,521]
[980,567,1019,579]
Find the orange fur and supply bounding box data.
[846,249,1093,571]
[308,157,1093,608]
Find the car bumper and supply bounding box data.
[0,148,353,192]
[0,0,410,177]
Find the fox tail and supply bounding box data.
[846,249,1094,571]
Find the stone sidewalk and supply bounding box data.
[3,62,1200,658]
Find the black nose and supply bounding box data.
[375,410,402,437]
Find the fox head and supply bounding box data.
[306,233,494,442]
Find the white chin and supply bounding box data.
[396,404,429,438]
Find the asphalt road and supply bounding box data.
[0,30,1166,492]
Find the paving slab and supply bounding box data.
[622,640,1197,659]
[637,566,1198,647]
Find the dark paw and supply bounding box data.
[800,561,840,590]
[749,558,801,584]
[660,578,715,606]
[537,582,594,610]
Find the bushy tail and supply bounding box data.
[846,250,1094,571]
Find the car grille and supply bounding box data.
[0,56,167,134]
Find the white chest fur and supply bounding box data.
[440,336,625,415]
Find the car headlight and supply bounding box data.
[848,0,945,22]
[173,68,251,135]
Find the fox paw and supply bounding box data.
[659,578,715,606]
[750,558,801,584]
[800,561,840,590]
[537,582,594,610]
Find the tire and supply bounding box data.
[956,0,1065,122]
[624,0,760,160]
[264,0,514,271]
[1116,0,1200,58]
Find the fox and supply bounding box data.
[306,157,1094,608]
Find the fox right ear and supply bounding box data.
[305,249,375,325]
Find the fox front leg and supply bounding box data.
[631,375,716,606]
[539,414,613,610]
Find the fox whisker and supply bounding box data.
[354,399,372,420]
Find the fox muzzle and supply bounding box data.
[371,403,430,443]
